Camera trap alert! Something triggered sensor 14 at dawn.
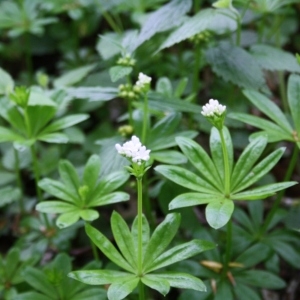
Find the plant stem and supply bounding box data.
[25,32,33,85]
[14,147,25,213]
[30,144,50,228]
[260,145,299,235]
[142,172,155,227]
[222,218,232,277]
[90,238,100,262]
[192,46,201,100]
[141,94,148,144]
[138,281,145,300]
[137,178,143,276]
[218,128,231,196]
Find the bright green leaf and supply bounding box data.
[109,66,132,82]
[141,275,170,296]
[107,277,139,300]
[36,201,76,214]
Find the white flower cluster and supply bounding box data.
[201,99,226,117]
[115,136,150,165]
[135,72,152,89]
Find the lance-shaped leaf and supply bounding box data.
[107,277,139,300]
[38,132,69,144]
[169,193,224,210]
[231,182,297,200]
[59,160,80,197]
[87,192,129,207]
[56,211,80,228]
[151,150,187,164]
[141,275,170,296]
[206,199,234,229]
[146,240,215,272]
[69,270,133,286]
[176,137,223,191]
[288,74,300,135]
[15,292,52,300]
[154,272,207,292]
[36,201,77,214]
[79,209,99,221]
[39,114,89,134]
[210,126,233,183]
[38,179,76,203]
[231,135,267,190]
[228,113,291,142]
[232,147,285,193]
[155,165,219,194]
[143,213,180,270]
[111,211,137,270]
[85,223,134,273]
[0,126,25,143]
[243,89,293,134]
[83,155,101,191]
[131,214,150,257]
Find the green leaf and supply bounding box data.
[0,67,14,94]
[146,240,215,272]
[205,199,234,229]
[234,283,261,300]
[5,248,20,279]
[56,211,80,228]
[69,270,133,285]
[107,277,139,300]
[15,292,52,300]
[40,114,89,134]
[72,288,107,300]
[232,147,286,193]
[288,74,300,135]
[156,77,173,97]
[143,213,181,270]
[141,275,170,296]
[0,126,24,143]
[206,42,265,90]
[151,150,187,164]
[66,87,118,102]
[209,126,233,182]
[157,9,236,52]
[38,132,69,144]
[111,211,137,270]
[154,272,207,292]
[134,0,192,50]
[36,201,76,214]
[176,137,223,191]
[0,186,21,207]
[169,193,225,210]
[38,178,77,203]
[22,267,57,298]
[155,165,218,194]
[88,192,129,207]
[235,243,270,267]
[228,112,290,142]
[54,64,97,88]
[131,214,150,257]
[79,209,99,221]
[59,160,80,197]
[238,270,286,289]
[250,44,300,73]
[83,155,101,191]
[109,66,132,82]
[232,182,297,200]
[243,89,293,134]
[213,0,232,8]
[85,223,134,273]
[231,135,267,190]
[26,105,56,137]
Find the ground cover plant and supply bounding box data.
[0,0,300,299]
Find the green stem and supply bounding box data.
[137,178,143,276]
[30,144,50,228]
[142,172,155,227]
[222,218,232,277]
[192,46,201,100]
[138,281,145,300]
[102,11,122,33]
[141,94,148,144]
[14,148,25,213]
[218,128,231,196]
[25,32,33,85]
[236,16,241,46]
[260,145,299,235]
[90,238,100,262]
[278,71,289,113]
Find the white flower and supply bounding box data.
[115,136,150,165]
[201,99,226,117]
[135,72,152,88]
